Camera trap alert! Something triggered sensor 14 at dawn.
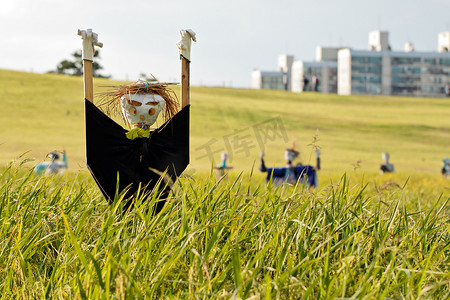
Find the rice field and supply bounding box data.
[0,156,449,298]
[0,69,449,298]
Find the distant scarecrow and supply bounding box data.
[442,157,450,178]
[379,152,395,174]
[215,152,233,178]
[34,150,68,176]
[78,29,196,212]
[259,143,320,187]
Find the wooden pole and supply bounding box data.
[181,56,190,108]
[83,60,94,102]
[177,29,196,109]
[78,29,103,103]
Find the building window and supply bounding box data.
[351,65,366,73]
[410,67,421,74]
[352,85,366,93]
[369,76,381,83]
[440,58,450,66]
[351,75,366,83]
[391,86,419,95]
[351,56,366,63]
[367,85,382,94]
[368,57,381,64]
[368,66,381,74]
[261,76,284,90]
[391,75,420,85]
[392,67,404,74]
[392,57,421,65]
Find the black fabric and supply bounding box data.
[85,99,189,211]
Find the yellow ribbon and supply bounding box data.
[126,128,150,140]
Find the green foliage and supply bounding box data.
[50,50,108,78]
[0,159,448,298]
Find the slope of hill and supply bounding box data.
[1,69,449,177]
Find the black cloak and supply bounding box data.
[85,99,189,212]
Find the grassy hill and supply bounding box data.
[1,69,449,179]
[1,69,449,298]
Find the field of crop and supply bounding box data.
[1,69,449,177]
[0,69,449,298]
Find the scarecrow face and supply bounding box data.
[121,93,165,129]
[221,152,228,162]
[285,149,299,163]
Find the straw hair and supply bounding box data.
[97,80,179,127]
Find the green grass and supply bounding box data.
[0,69,449,298]
[0,159,448,298]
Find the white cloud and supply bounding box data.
[0,0,15,14]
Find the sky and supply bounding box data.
[1,0,449,88]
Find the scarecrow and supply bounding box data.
[215,152,233,178]
[379,152,395,174]
[34,150,68,176]
[259,144,320,187]
[442,158,450,178]
[78,29,196,212]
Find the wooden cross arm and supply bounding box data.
[77,29,103,61]
[78,29,103,102]
[177,29,196,108]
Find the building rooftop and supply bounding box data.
[345,49,450,58]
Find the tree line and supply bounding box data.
[48,50,109,78]
[48,50,157,81]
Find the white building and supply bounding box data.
[338,31,450,97]
[253,52,337,93]
[368,30,390,51]
[252,54,293,90]
[438,32,450,52]
[291,60,337,93]
[290,46,341,93]
[251,70,286,90]
[253,30,450,97]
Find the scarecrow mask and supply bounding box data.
[285,149,299,163]
[121,93,166,129]
[97,80,179,132]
